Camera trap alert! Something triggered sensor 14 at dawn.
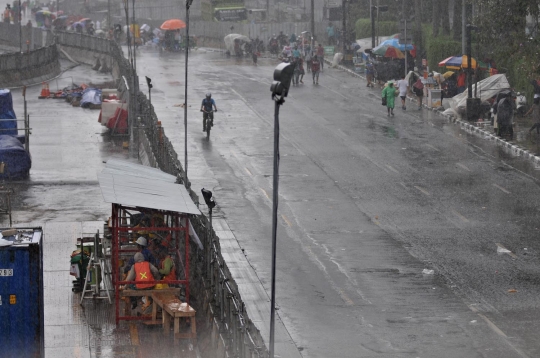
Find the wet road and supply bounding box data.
[133,51,540,357]
[133,48,540,357]
[7,47,538,357]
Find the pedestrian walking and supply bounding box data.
[305,51,312,73]
[526,97,540,135]
[326,23,335,45]
[396,75,409,110]
[457,70,466,94]
[311,55,320,84]
[412,78,424,110]
[496,92,515,139]
[382,81,397,116]
[316,43,324,72]
[365,61,374,87]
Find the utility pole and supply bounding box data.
[341,0,346,54]
[461,0,465,54]
[184,0,194,187]
[310,0,314,42]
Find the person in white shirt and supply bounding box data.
[396,75,409,110]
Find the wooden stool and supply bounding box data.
[152,292,196,342]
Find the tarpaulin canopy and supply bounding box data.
[0,135,31,179]
[448,74,511,115]
[80,88,101,108]
[0,90,18,135]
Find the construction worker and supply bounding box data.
[124,252,160,310]
[123,236,158,275]
[157,246,176,288]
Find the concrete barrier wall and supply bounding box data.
[0,45,61,88]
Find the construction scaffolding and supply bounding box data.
[97,159,200,324]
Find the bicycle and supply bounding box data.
[201,109,215,139]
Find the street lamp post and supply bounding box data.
[371,4,388,49]
[268,62,294,358]
[466,24,480,121]
[184,0,193,187]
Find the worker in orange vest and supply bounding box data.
[125,252,159,310]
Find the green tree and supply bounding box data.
[432,0,441,37]
[475,0,540,79]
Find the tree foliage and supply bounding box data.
[475,0,540,81]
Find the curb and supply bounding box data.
[330,61,540,166]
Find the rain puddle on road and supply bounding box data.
[367,120,400,139]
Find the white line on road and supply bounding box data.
[457,163,471,172]
[385,164,399,173]
[281,214,293,227]
[414,186,431,196]
[471,310,530,358]
[425,144,439,151]
[493,183,510,194]
[451,209,470,223]
[245,168,252,176]
[260,188,270,200]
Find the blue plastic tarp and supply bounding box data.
[80,88,102,108]
[0,90,18,135]
[0,135,31,179]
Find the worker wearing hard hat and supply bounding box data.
[123,236,158,275]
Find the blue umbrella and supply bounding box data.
[379,38,414,51]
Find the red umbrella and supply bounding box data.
[160,19,186,30]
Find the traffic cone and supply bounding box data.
[38,82,50,99]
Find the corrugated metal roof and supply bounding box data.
[98,159,200,215]
[103,158,177,182]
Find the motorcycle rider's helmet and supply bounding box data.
[206,93,211,99]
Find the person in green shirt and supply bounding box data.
[157,245,176,287]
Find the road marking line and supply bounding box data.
[245,168,252,176]
[129,323,140,346]
[339,289,355,306]
[425,144,439,151]
[414,186,430,196]
[281,214,292,227]
[451,209,470,223]
[493,183,510,194]
[476,313,529,358]
[496,243,518,259]
[260,188,270,200]
[457,163,471,172]
[385,164,399,173]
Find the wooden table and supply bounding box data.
[151,291,196,342]
[120,288,180,317]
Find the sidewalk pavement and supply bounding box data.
[330,60,540,165]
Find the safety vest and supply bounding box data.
[134,261,154,289]
[160,257,176,282]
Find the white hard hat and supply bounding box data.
[136,236,147,246]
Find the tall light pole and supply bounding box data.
[310,0,314,40]
[184,0,193,187]
[269,62,294,358]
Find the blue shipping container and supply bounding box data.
[0,227,44,358]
